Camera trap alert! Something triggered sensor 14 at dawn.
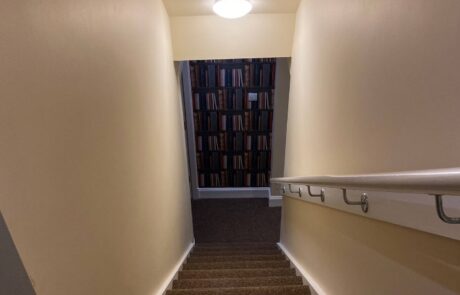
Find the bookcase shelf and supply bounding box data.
[190,58,276,188]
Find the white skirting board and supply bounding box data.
[277,242,326,295]
[269,195,283,207]
[158,241,195,295]
[196,187,270,199]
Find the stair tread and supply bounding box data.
[166,285,310,295]
[192,250,279,254]
[174,243,307,294]
[192,249,281,256]
[194,244,278,252]
[195,242,276,248]
[183,260,290,270]
[179,268,296,279]
[188,254,286,263]
[173,276,303,289]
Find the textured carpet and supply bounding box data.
[167,243,310,295]
[191,198,281,243]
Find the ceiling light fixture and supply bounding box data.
[213,0,253,19]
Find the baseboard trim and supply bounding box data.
[277,242,326,295]
[159,240,195,295]
[269,195,283,207]
[196,187,270,199]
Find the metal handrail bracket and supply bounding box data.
[342,189,369,213]
[306,185,325,202]
[288,184,302,197]
[435,195,460,224]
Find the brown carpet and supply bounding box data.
[172,200,310,294]
[191,198,281,243]
[167,243,310,295]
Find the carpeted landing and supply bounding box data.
[167,243,310,295]
[192,198,281,243]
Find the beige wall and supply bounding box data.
[286,0,460,176]
[170,14,295,61]
[281,198,460,294]
[0,1,194,295]
[282,0,460,294]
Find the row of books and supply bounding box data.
[219,68,244,87]
[256,173,270,187]
[238,134,271,151]
[196,152,223,171]
[247,63,275,88]
[193,111,273,132]
[190,63,276,88]
[195,134,271,152]
[200,172,226,187]
[196,151,271,170]
[192,90,274,111]
[196,135,223,152]
[194,92,218,110]
[198,172,271,187]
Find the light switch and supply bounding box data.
[248,92,258,101]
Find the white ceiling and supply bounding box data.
[163,0,301,17]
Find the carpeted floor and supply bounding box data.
[191,198,281,243]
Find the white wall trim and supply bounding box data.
[269,195,283,207]
[282,186,460,241]
[196,187,270,199]
[179,61,199,200]
[277,242,325,295]
[158,241,195,295]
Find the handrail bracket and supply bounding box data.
[281,184,302,198]
[434,195,460,224]
[284,184,302,197]
[306,185,325,202]
[342,189,369,213]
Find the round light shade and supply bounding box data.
[213,0,253,19]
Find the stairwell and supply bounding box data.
[167,199,311,294]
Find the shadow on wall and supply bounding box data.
[0,212,36,295]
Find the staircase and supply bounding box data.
[167,243,310,295]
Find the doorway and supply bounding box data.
[180,58,290,201]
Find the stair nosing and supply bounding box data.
[166,285,310,294]
[173,275,303,289]
[187,255,286,262]
[178,267,296,278]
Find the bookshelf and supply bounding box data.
[190,58,276,188]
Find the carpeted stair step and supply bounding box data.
[187,254,286,263]
[166,285,310,295]
[194,243,275,248]
[178,268,296,279]
[171,243,309,294]
[183,260,290,270]
[173,276,303,289]
[191,249,281,257]
[192,249,281,255]
[193,244,278,252]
